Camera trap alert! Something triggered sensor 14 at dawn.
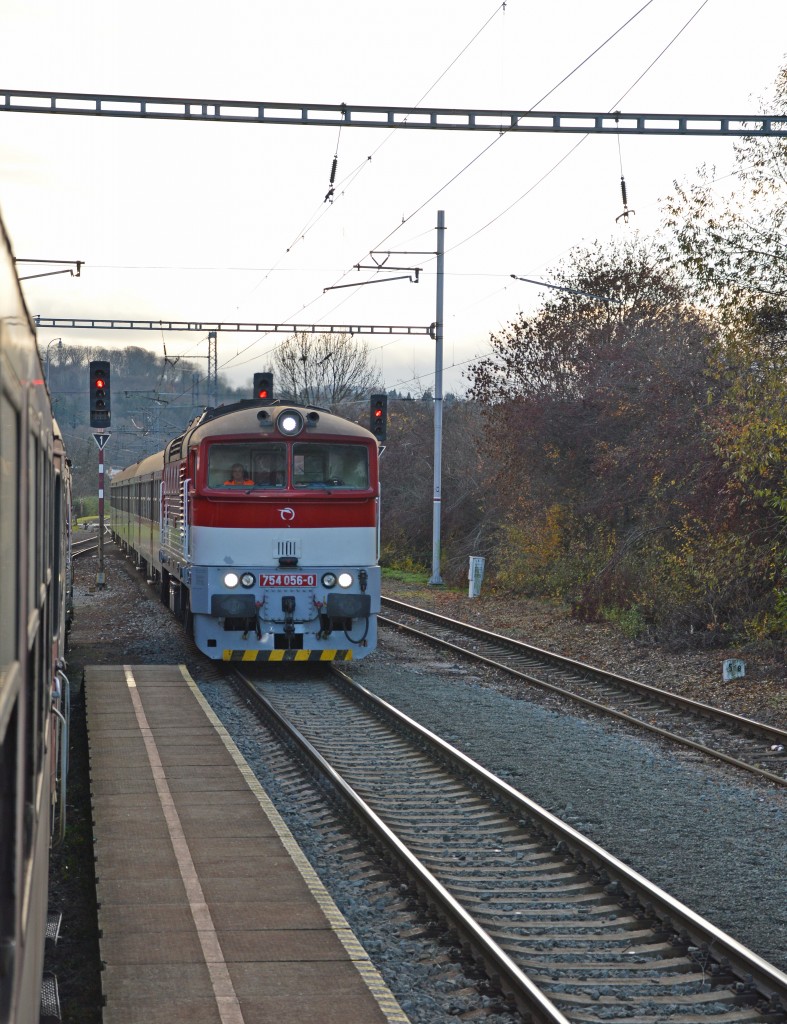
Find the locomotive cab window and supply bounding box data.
[293,443,368,489]
[207,444,286,489]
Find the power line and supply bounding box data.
[444,0,717,258]
[226,2,510,357]
[346,0,664,262]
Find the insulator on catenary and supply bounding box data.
[324,156,338,203]
[616,175,635,224]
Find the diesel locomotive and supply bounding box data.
[110,397,382,661]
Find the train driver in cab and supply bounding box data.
[224,463,254,486]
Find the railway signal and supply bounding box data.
[370,394,387,441]
[89,360,111,427]
[253,372,273,400]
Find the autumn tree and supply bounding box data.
[662,65,787,643]
[664,66,787,305]
[466,239,736,636]
[378,396,492,579]
[271,332,382,407]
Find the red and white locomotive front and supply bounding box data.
[160,401,380,660]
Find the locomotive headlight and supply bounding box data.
[321,572,338,588]
[337,572,353,588]
[223,572,240,588]
[240,572,256,588]
[278,409,304,436]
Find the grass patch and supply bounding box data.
[382,566,431,586]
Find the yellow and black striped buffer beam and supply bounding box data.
[222,649,353,662]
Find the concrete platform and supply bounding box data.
[86,664,407,1024]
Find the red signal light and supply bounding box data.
[369,394,387,440]
[253,372,273,401]
[89,360,111,427]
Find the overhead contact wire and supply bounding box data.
[362,0,659,258]
[447,0,715,256]
[217,2,510,376]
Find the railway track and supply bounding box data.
[71,534,98,558]
[232,666,787,1024]
[380,596,787,788]
[72,525,113,560]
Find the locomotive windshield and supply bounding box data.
[206,441,368,490]
[292,442,368,489]
[208,443,287,488]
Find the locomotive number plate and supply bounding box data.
[259,573,317,587]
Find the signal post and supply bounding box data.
[89,361,111,588]
[93,432,110,587]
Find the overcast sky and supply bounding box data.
[3,0,786,399]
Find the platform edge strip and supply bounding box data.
[178,664,409,1024]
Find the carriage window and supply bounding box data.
[0,396,19,682]
[207,444,287,489]
[293,443,368,489]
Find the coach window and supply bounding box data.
[293,443,368,489]
[45,452,54,589]
[28,432,39,620]
[52,473,63,625]
[0,395,19,681]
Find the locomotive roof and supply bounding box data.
[113,402,379,476]
[172,400,376,453]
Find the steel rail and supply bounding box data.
[72,525,111,559]
[382,597,785,740]
[230,667,571,1024]
[236,665,787,1013]
[381,612,787,787]
[328,668,787,1006]
[380,598,787,787]
[71,539,98,559]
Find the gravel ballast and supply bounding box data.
[350,629,787,976]
[54,546,787,1024]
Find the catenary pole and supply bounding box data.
[429,210,445,586]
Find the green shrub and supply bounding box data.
[493,508,615,600]
[602,605,648,640]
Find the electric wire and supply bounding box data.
[232,2,509,315]
[120,0,717,405]
[289,0,661,351]
[352,0,659,261]
[444,0,716,257]
[110,0,680,394]
[612,0,712,109]
[190,4,509,394]
[372,0,719,392]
